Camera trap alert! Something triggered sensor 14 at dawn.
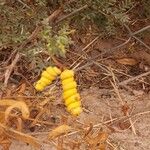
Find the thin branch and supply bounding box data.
[56,5,88,24]
[75,37,131,71]
[82,36,100,52]
[28,110,150,137]
[119,71,150,86]
[126,112,137,135]
[124,24,150,50]
[132,35,150,50]
[67,110,150,136]
[96,62,150,85]
[4,53,20,87]
[74,23,150,72]
[108,68,137,136]
[133,25,150,35]
[71,35,100,69]
[42,9,62,25]
[17,0,31,10]
[74,61,93,72]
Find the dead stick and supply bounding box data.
[133,25,150,35]
[4,53,20,87]
[74,37,131,71]
[56,5,88,24]
[124,24,150,50]
[119,71,150,86]
[71,35,100,69]
[132,35,150,50]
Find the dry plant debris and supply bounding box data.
[116,58,138,66]
[0,99,29,121]
[48,124,72,140]
[0,99,40,149]
[0,1,150,149]
[0,123,41,149]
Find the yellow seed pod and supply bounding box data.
[71,107,83,116]
[36,80,46,86]
[62,77,74,85]
[63,81,77,91]
[41,71,55,80]
[61,69,82,116]
[65,94,80,105]
[37,80,47,87]
[34,66,61,91]
[46,67,60,76]
[53,67,61,75]
[34,83,45,91]
[63,89,77,100]
[40,77,51,85]
[67,101,81,112]
[60,69,74,80]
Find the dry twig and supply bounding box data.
[56,5,88,24]
[124,24,150,50]
[4,53,20,87]
[109,68,137,135]
[71,35,100,69]
[119,71,150,86]
[75,24,150,72]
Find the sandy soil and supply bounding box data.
[1,87,149,150]
[80,87,150,150]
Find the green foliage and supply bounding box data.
[64,0,135,36]
[0,1,47,46]
[141,0,150,18]
[40,25,74,57]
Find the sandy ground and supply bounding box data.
[80,87,150,150]
[1,87,149,150]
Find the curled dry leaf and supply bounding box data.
[4,101,30,121]
[48,124,72,140]
[116,58,137,66]
[0,99,18,106]
[0,99,29,121]
[0,111,6,123]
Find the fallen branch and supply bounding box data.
[4,53,20,87]
[56,5,88,24]
[133,25,150,35]
[67,110,150,137]
[75,23,150,72]
[71,35,100,69]
[75,37,131,72]
[124,24,150,50]
[119,71,150,86]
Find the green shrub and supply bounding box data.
[40,24,74,57]
[64,0,135,35]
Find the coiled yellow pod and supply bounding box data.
[34,66,61,91]
[60,69,82,116]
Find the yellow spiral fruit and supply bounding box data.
[34,66,61,91]
[60,69,82,116]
